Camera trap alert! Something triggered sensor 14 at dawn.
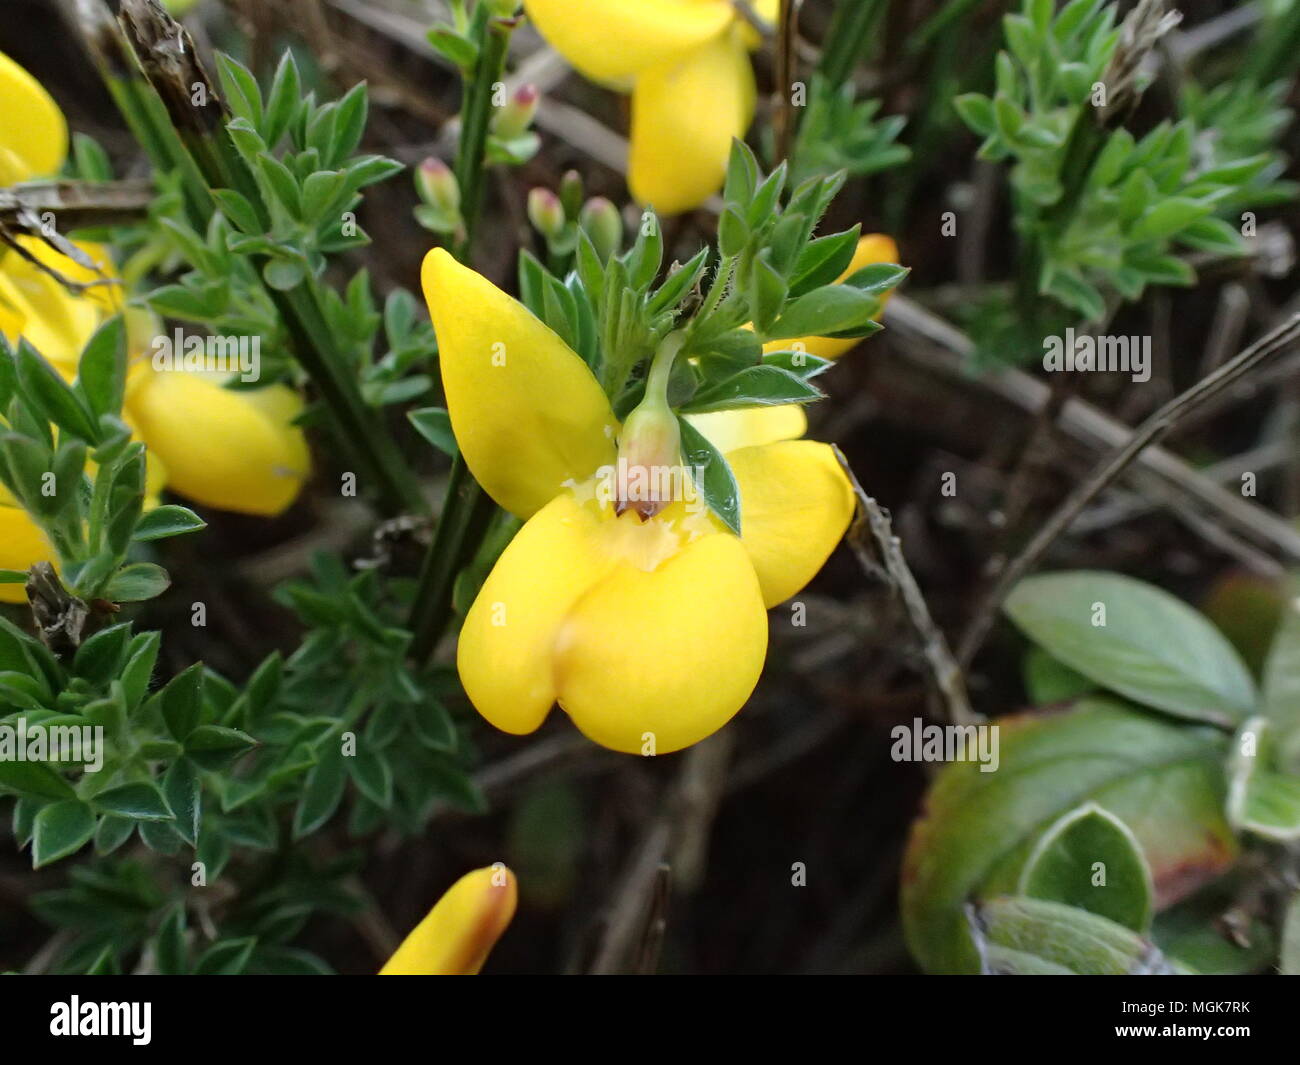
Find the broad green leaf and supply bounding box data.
[1261,582,1300,772]
[1226,716,1300,841]
[1018,802,1154,931]
[1022,646,1094,704]
[1004,571,1256,727]
[902,697,1235,973]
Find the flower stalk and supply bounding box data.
[408,3,520,663]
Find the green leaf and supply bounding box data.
[215,53,263,128]
[77,317,127,419]
[427,25,479,69]
[18,340,99,443]
[348,745,393,808]
[93,814,135,856]
[293,742,345,838]
[1004,571,1256,727]
[902,697,1235,973]
[954,93,996,137]
[408,407,457,456]
[1261,581,1300,772]
[32,800,96,867]
[262,51,301,147]
[133,505,207,543]
[1018,802,1154,932]
[677,415,741,535]
[969,896,1179,975]
[1128,197,1212,242]
[73,623,131,686]
[212,189,263,234]
[684,366,822,414]
[767,285,879,341]
[787,227,861,298]
[1022,646,1094,704]
[104,562,171,603]
[718,206,749,258]
[92,781,174,822]
[1226,716,1300,841]
[155,905,189,975]
[257,153,303,218]
[163,758,201,845]
[185,725,256,770]
[1282,893,1300,976]
[0,760,76,801]
[194,936,258,976]
[160,662,205,741]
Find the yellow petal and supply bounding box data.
[727,440,854,607]
[524,0,735,83]
[422,248,618,518]
[457,492,613,736]
[686,404,807,455]
[126,370,309,516]
[555,529,767,754]
[0,52,68,183]
[380,866,518,975]
[628,27,755,215]
[0,502,54,604]
[0,239,120,370]
[762,233,901,360]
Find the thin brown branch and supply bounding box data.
[956,312,1300,666]
[834,448,977,726]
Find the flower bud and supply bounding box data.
[415,157,461,215]
[615,396,682,521]
[559,169,585,218]
[527,187,566,240]
[579,197,623,262]
[491,83,539,141]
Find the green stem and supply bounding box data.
[408,8,518,663]
[98,3,427,516]
[406,458,499,664]
[818,0,886,86]
[452,12,513,263]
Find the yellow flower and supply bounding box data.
[423,247,854,755]
[0,244,311,521]
[524,0,779,215]
[0,485,56,605]
[0,50,67,185]
[763,233,901,360]
[380,865,518,975]
[0,51,309,539]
